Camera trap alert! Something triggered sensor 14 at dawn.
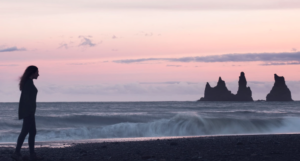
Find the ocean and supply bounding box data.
[0,101,300,143]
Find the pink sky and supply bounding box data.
[0,0,300,101]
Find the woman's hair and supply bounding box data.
[19,65,38,91]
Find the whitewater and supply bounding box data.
[0,101,300,142]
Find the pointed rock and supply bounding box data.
[206,82,211,88]
[218,77,222,82]
[199,72,253,101]
[199,83,211,101]
[235,72,253,101]
[239,72,247,87]
[266,74,293,101]
[199,77,235,101]
[217,77,225,87]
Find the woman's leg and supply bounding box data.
[28,115,37,155]
[15,116,30,153]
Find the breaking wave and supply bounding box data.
[1,113,300,142]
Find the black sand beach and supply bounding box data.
[1,134,300,161]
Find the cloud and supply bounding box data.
[135,31,155,37]
[113,52,300,64]
[0,47,26,52]
[145,33,153,36]
[112,35,117,39]
[139,81,181,85]
[114,58,162,63]
[66,60,110,65]
[261,61,300,66]
[67,62,97,65]
[166,65,182,67]
[66,61,102,65]
[89,0,300,10]
[2,0,300,16]
[78,36,96,47]
[58,43,68,49]
[52,0,300,11]
[0,64,18,66]
[292,48,298,52]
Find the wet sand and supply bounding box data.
[1,134,300,161]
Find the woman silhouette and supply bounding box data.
[11,66,42,161]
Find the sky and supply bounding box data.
[1,0,300,102]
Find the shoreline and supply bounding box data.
[1,133,300,160]
[1,133,299,148]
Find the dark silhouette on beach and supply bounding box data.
[266,74,293,101]
[199,72,253,101]
[11,66,43,161]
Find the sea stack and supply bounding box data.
[199,77,235,101]
[266,74,293,101]
[235,72,253,101]
[199,72,253,101]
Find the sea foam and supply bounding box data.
[1,113,300,142]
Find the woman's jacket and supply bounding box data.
[18,79,38,120]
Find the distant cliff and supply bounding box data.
[266,74,293,101]
[199,72,253,101]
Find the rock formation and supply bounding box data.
[199,77,235,101]
[266,74,293,101]
[235,72,253,101]
[199,72,253,101]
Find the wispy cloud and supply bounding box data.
[93,0,300,10]
[78,36,96,47]
[0,47,26,52]
[0,64,19,66]
[166,65,182,67]
[67,0,300,11]
[67,62,98,65]
[66,60,109,65]
[135,31,157,37]
[114,58,162,63]
[58,43,68,49]
[2,1,300,17]
[113,52,300,65]
[139,81,181,85]
[261,61,300,66]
